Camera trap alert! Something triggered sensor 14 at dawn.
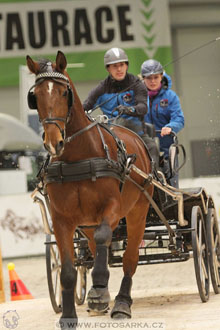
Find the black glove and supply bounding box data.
[114,105,135,116]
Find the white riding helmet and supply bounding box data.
[104,48,129,67]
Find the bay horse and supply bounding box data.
[26,51,153,328]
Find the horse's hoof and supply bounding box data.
[59,317,77,330]
[87,286,110,303]
[112,312,130,319]
[87,302,109,315]
[111,301,131,319]
[87,287,110,314]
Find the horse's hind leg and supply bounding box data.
[111,209,148,319]
[53,220,77,328]
[87,221,112,314]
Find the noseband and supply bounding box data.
[28,71,74,140]
[41,116,67,140]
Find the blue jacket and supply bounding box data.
[83,73,148,127]
[144,73,184,157]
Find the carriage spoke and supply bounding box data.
[51,264,60,273]
[214,235,219,251]
[212,232,220,282]
[206,208,220,293]
[75,265,87,305]
[54,271,61,303]
[51,247,62,305]
[201,220,208,281]
[213,256,220,281]
[51,246,59,266]
[197,238,208,281]
[200,245,208,280]
[195,221,208,279]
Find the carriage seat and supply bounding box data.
[143,123,160,151]
[143,123,156,138]
[181,187,204,195]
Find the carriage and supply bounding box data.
[31,123,220,313]
[27,51,220,326]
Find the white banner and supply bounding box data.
[0,0,171,58]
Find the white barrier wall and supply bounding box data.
[0,177,220,258]
[0,193,45,258]
[0,170,27,195]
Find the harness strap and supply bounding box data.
[97,124,111,161]
[41,118,66,138]
[65,120,98,144]
[99,123,128,164]
[44,157,124,184]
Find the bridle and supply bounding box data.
[28,71,103,150]
[28,71,73,140]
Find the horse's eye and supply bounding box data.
[63,90,68,97]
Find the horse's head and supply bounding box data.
[26,51,74,157]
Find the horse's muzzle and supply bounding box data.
[44,139,65,157]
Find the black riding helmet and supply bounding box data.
[141,59,163,78]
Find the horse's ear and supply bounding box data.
[26,55,40,74]
[56,51,67,73]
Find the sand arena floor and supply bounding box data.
[1,256,220,330]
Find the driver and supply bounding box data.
[83,47,148,128]
[83,47,159,169]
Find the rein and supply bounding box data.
[65,119,98,144]
[87,79,142,114]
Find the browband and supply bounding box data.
[35,72,69,83]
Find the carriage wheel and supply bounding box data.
[74,230,87,305]
[191,206,210,302]
[75,266,87,305]
[46,234,62,313]
[206,208,220,293]
[46,233,87,312]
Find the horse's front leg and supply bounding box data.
[111,210,148,319]
[87,221,112,313]
[87,201,119,314]
[53,219,77,328]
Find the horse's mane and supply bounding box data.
[37,58,53,73]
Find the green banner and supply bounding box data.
[0,0,172,86]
